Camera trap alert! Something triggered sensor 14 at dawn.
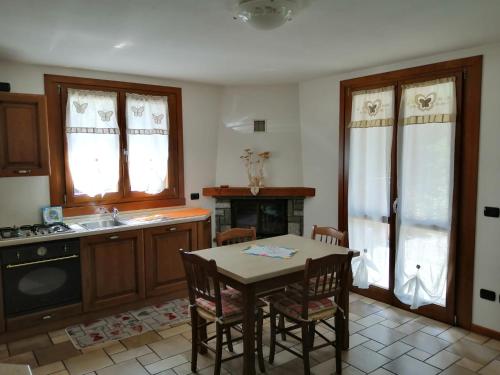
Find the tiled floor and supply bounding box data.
[1,293,499,374]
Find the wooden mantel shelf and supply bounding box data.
[202,187,315,198]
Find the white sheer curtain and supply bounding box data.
[394,77,456,309]
[348,86,394,289]
[66,89,120,197]
[126,93,169,194]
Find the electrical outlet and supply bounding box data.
[480,288,496,301]
[484,206,500,218]
[190,193,200,200]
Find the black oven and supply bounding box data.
[1,239,81,317]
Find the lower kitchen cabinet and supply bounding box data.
[144,222,197,298]
[0,271,4,333]
[197,217,212,250]
[81,229,145,312]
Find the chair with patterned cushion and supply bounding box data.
[180,250,266,375]
[215,227,256,246]
[269,252,354,375]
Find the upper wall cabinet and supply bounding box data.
[0,93,49,177]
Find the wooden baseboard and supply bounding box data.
[471,323,500,340]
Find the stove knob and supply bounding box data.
[37,246,48,257]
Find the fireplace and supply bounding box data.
[231,199,287,238]
[215,197,304,238]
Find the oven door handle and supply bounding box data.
[5,254,79,269]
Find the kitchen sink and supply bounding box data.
[79,220,126,230]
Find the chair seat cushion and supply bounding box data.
[196,287,266,320]
[271,288,337,321]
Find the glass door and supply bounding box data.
[345,73,462,322]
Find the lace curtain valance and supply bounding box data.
[349,86,395,128]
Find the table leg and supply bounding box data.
[339,268,352,350]
[242,284,256,375]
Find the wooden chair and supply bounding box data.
[269,252,354,375]
[180,250,266,375]
[311,225,347,246]
[215,227,256,246]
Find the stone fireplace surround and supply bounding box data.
[202,186,315,238]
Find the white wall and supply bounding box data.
[0,61,222,227]
[216,85,302,187]
[299,42,500,332]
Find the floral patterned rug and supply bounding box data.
[66,298,190,349]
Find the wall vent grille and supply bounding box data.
[253,120,266,132]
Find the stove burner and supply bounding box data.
[0,223,72,240]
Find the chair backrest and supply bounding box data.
[216,227,256,246]
[300,251,354,320]
[311,225,347,246]
[179,250,222,317]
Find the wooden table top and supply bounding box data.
[196,234,359,284]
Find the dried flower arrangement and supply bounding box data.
[240,148,271,195]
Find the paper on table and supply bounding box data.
[242,245,297,259]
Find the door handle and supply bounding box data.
[393,198,398,214]
[5,254,79,269]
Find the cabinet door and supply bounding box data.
[197,217,212,250]
[81,230,145,312]
[144,222,197,298]
[0,269,4,333]
[0,93,49,177]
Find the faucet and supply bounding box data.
[111,207,120,223]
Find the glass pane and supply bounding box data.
[395,77,456,309]
[18,267,67,296]
[126,93,169,195]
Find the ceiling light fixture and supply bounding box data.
[234,0,299,30]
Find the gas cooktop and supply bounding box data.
[0,223,73,240]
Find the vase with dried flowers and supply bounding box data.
[240,149,271,195]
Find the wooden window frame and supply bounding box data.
[338,56,482,329]
[45,74,185,216]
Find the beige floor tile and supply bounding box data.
[446,339,499,365]
[31,361,65,375]
[144,354,188,374]
[137,352,161,366]
[34,341,80,366]
[358,324,406,346]
[96,358,149,375]
[406,348,432,361]
[103,342,126,356]
[349,301,383,317]
[348,333,369,349]
[0,349,10,360]
[394,320,425,335]
[425,349,461,369]
[51,371,70,375]
[437,327,469,343]
[3,351,38,368]
[51,335,70,345]
[479,359,500,375]
[375,308,416,324]
[455,357,484,372]
[342,345,390,373]
[179,350,216,370]
[378,341,413,359]
[348,313,362,321]
[362,339,386,352]
[440,364,477,375]
[120,331,162,350]
[401,331,450,355]
[379,319,400,329]
[370,368,395,375]
[383,354,440,375]
[463,332,489,344]
[148,335,192,359]
[110,345,152,363]
[156,324,191,339]
[356,314,385,327]
[63,349,113,375]
[8,334,52,356]
[484,338,500,351]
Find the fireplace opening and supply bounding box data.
[231,199,288,238]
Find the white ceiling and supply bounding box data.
[1,0,500,85]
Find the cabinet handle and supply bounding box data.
[42,315,52,320]
[109,235,120,240]
[16,169,32,174]
[168,227,177,231]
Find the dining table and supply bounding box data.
[196,234,360,375]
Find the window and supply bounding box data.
[45,75,185,216]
